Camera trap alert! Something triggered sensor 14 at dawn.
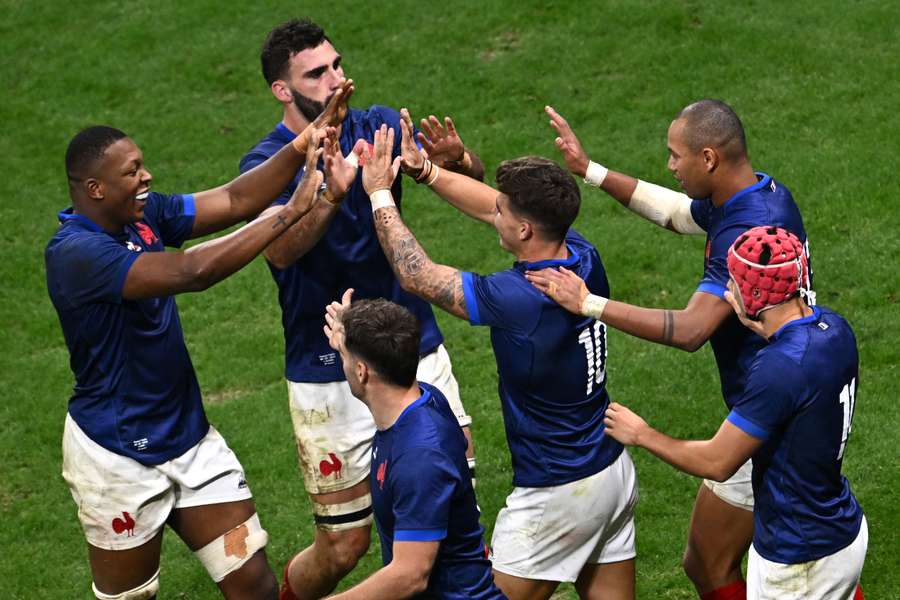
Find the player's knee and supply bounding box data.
[320,526,370,574]
[93,569,159,600]
[195,513,269,584]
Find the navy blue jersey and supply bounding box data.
[461,230,623,487]
[690,173,812,408]
[240,106,443,383]
[371,383,504,600]
[45,194,209,464]
[727,307,863,564]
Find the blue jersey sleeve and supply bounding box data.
[48,233,139,308]
[461,270,538,330]
[727,351,799,440]
[697,224,746,299]
[390,449,459,542]
[142,193,196,248]
[689,199,711,232]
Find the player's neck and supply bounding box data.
[759,299,814,338]
[72,201,126,235]
[369,381,423,430]
[515,237,568,264]
[281,104,312,136]
[710,161,758,207]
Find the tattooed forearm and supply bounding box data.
[373,206,468,319]
[662,309,675,345]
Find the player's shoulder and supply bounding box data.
[240,124,288,168]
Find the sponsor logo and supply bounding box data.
[238,477,248,489]
[125,241,143,253]
[112,511,135,536]
[319,452,343,478]
[376,460,388,490]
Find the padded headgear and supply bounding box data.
[727,226,806,319]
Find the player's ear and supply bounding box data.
[356,361,368,386]
[702,147,719,173]
[84,177,104,200]
[271,80,293,104]
[519,220,533,242]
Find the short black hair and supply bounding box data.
[676,99,748,162]
[342,299,421,388]
[65,125,128,181]
[495,156,580,241]
[261,18,330,85]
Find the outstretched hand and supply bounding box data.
[525,266,590,315]
[417,114,467,168]
[324,288,354,352]
[322,126,361,203]
[289,129,325,216]
[314,79,355,129]
[545,106,590,178]
[603,402,648,446]
[361,124,401,195]
[399,108,426,176]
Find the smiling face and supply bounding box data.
[92,138,153,226]
[281,41,345,122]
[666,118,713,200]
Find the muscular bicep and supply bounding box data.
[391,540,440,573]
[416,264,469,320]
[122,251,200,300]
[706,419,764,481]
[677,290,735,348]
[188,186,242,239]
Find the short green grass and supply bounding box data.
[1,1,897,597]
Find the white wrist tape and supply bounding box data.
[628,179,704,234]
[370,189,396,212]
[344,150,360,169]
[195,513,269,583]
[584,161,609,187]
[582,294,609,319]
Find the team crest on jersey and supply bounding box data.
[112,511,135,537]
[376,460,388,490]
[319,452,343,478]
[135,222,158,246]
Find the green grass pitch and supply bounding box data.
[1,1,898,597]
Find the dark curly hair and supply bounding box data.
[261,18,330,85]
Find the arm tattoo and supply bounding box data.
[662,309,675,345]
[373,207,467,318]
[272,215,288,230]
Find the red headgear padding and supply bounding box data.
[727,226,807,318]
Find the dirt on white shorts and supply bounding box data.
[704,458,754,510]
[288,343,471,495]
[747,516,867,599]
[62,414,253,551]
[490,449,639,583]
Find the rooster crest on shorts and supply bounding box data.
[318,452,343,478]
[111,511,135,537]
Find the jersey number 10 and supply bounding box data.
[578,321,608,395]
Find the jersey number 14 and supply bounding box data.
[578,321,608,395]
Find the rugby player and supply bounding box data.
[529,100,811,600]
[46,114,348,600]
[603,226,866,600]
[360,123,638,600]
[319,294,505,599]
[239,18,486,600]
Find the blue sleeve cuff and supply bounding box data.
[461,272,482,326]
[394,528,447,542]
[697,281,727,299]
[182,193,196,216]
[727,410,770,440]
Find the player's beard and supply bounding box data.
[290,87,339,123]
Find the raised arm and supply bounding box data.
[326,541,439,600]
[362,125,468,320]
[415,112,485,181]
[187,80,354,238]
[604,402,762,482]
[546,105,703,235]
[526,267,733,352]
[263,129,363,269]
[398,110,496,224]
[121,140,323,300]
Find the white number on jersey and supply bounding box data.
[837,377,857,460]
[578,321,608,395]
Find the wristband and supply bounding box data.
[425,164,441,187]
[291,129,312,154]
[370,189,396,212]
[583,161,609,187]
[582,293,609,319]
[414,159,433,183]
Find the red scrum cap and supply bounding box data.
[727,226,807,319]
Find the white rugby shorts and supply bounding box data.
[62,414,253,551]
[491,449,639,583]
[747,515,867,599]
[704,458,754,510]
[288,343,471,495]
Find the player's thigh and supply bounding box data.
[491,570,559,600]
[62,414,173,590]
[492,451,637,585]
[685,477,754,570]
[575,559,635,600]
[308,478,373,559]
[287,380,375,495]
